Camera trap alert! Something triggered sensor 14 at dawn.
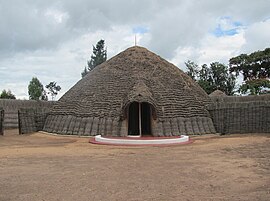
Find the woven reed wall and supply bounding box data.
[43,115,215,136]
[0,109,4,135]
[18,94,270,136]
[0,99,54,129]
[18,108,49,134]
[208,95,270,134]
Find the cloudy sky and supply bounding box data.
[0,0,269,99]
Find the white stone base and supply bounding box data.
[94,135,190,145]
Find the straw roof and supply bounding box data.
[44,46,215,136]
[51,46,210,118]
[209,90,227,97]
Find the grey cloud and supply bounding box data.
[241,19,270,53]
[146,0,270,58]
[1,0,270,58]
[1,0,270,100]
[0,0,69,55]
[147,3,215,58]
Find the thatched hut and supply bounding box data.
[43,46,216,136]
[209,90,227,97]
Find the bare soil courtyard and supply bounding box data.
[0,129,270,201]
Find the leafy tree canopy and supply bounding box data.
[229,48,270,95]
[0,89,16,99]
[28,77,47,100]
[185,61,236,95]
[185,60,199,80]
[45,81,61,100]
[239,78,270,95]
[81,39,107,77]
[229,48,270,80]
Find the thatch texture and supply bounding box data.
[43,46,215,136]
[209,90,227,97]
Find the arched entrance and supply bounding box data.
[128,102,152,136]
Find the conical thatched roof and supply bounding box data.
[43,46,216,136]
[209,90,227,97]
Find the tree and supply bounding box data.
[81,39,107,77]
[28,77,47,100]
[185,62,236,95]
[0,89,16,99]
[197,64,215,94]
[45,81,61,100]
[185,60,199,80]
[239,78,270,95]
[81,67,88,78]
[229,48,270,95]
[210,62,236,95]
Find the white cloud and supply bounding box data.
[170,47,199,70]
[0,25,140,99]
[45,8,69,24]
[171,31,246,70]
[0,0,269,99]
[241,19,270,53]
[198,31,246,64]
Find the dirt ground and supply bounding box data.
[0,130,269,201]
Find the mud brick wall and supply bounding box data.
[208,95,270,134]
[0,99,54,129]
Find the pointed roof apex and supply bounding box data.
[209,90,227,97]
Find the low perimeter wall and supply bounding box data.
[0,99,54,131]
[0,109,4,135]
[18,108,50,134]
[9,94,270,135]
[208,95,270,134]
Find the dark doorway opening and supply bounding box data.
[128,102,139,135]
[141,102,151,135]
[128,102,152,136]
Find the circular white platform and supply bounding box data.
[90,135,190,146]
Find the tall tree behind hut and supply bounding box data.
[46,81,61,100]
[28,77,48,100]
[185,61,236,95]
[229,48,270,95]
[81,39,107,77]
